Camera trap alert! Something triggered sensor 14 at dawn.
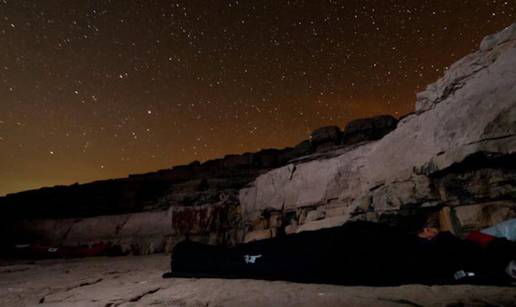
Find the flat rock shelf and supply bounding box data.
[1,255,515,307]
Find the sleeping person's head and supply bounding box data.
[417,214,440,240]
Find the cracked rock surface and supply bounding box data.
[1,255,516,307]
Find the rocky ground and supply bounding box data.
[1,255,515,307]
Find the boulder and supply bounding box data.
[341,115,398,145]
[310,126,341,149]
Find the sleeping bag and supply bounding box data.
[163,221,516,286]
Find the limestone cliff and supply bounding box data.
[1,24,516,256]
[239,24,516,240]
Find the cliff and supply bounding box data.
[240,23,516,240]
[1,24,516,256]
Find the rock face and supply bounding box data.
[0,147,295,254]
[1,24,516,256]
[239,24,516,237]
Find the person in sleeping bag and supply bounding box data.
[162,221,516,285]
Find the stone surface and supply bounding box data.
[1,255,515,307]
[239,24,516,235]
[305,208,325,223]
[296,215,350,233]
[454,201,516,232]
[480,23,516,51]
[244,229,273,243]
[10,211,173,255]
[341,115,398,145]
[310,126,341,151]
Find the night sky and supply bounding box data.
[0,1,515,196]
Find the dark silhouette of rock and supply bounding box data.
[292,140,313,157]
[310,126,341,151]
[341,115,398,145]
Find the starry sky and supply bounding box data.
[0,0,515,196]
